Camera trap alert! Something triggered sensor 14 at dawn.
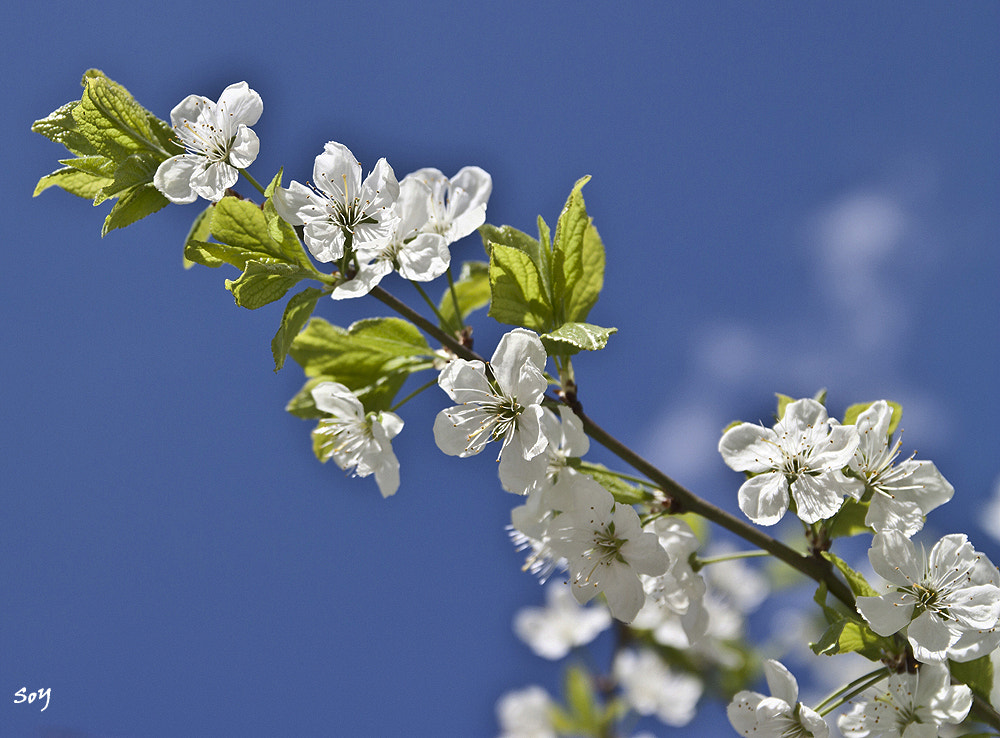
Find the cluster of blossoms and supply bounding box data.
[136,82,1000,737]
[721,397,1000,735]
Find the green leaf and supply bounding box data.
[479,223,553,302]
[225,261,313,309]
[211,197,286,260]
[285,377,331,419]
[950,654,994,701]
[540,322,617,356]
[101,183,169,236]
[488,242,553,331]
[826,498,872,539]
[73,69,161,160]
[289,317,434,412]
[822,551,880,598]
[263,197,314,268]
[552,175,605,323]
[843,400,903,437]
[264,167,284,198]
[34,70,180,235]
[271,287,325,371]
[98,151,162,202]
[32,101,99,157]
[438,261,491,333]
[33,167,112,200]
[564,665,599,731]
[571,460,648,505]
[810,617,891,659]
[182,205,217,269]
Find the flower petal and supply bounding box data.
[153,155,201,204]
[737,472,789,525]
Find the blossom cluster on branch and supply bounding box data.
[33,72,1000,738]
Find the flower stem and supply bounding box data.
[813,666,889,715]
[389,376,438,412]
[239,168,267,197]
[445,266,465,330]
[410,281,448,327]
[694,550,772,569]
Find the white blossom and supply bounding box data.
[614,648,703,727]
[848,400,954,537]
[273,142,399,272]
[513,580,611,659]
[727,659,830,738]
[310,382,403,497]
[837,662,972,737]
[856,531,1000,662]
[546,474,669,623]
[433,329,548,462]
[635,517,709,645]
[718,398,863,525]
[496,685,557,738]
[500,406,590,495]
[154,82,262,203]
[508,487,566,583]
[404,166,492,245]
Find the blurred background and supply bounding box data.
[3,3,998,735]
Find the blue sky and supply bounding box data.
[4,3,999,736]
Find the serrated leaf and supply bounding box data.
[950,654,994,701]
[32,101,99,157]
[225,261,312,309]
[822,551,880,598]
[99,151,162,202]
[488,242,553,331]
[843,400,903,437]
[101,183,169,236]
[479,223,552,302]
[271,287,325,371]
[288,317,434,411]
[211,197,285,258]
[59,155,118,179]
[73,69,159,161]
[540,322,617,355]
[33,167,112,200]
[438,261,490,333]
[552,175,605,323]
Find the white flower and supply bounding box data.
[513,580,612,659]
[404,166,492,245]
[856,531,1000,662]
[154,82,263,204]
[837,662,972,737]
[273,142,399,268]
[727,659,830,738]
[546,475,669,623]
[500,406,590,495]
[496,685,556,738]
[848,401,954,537]
[433,329,548,462]
[718,398,863,525]
[331,177,454,298]
[635,517,709,645]
[508,487,566,583]
[614,649,703,727]
[310,382,403,497]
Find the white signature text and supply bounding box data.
[14,687,51,712]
